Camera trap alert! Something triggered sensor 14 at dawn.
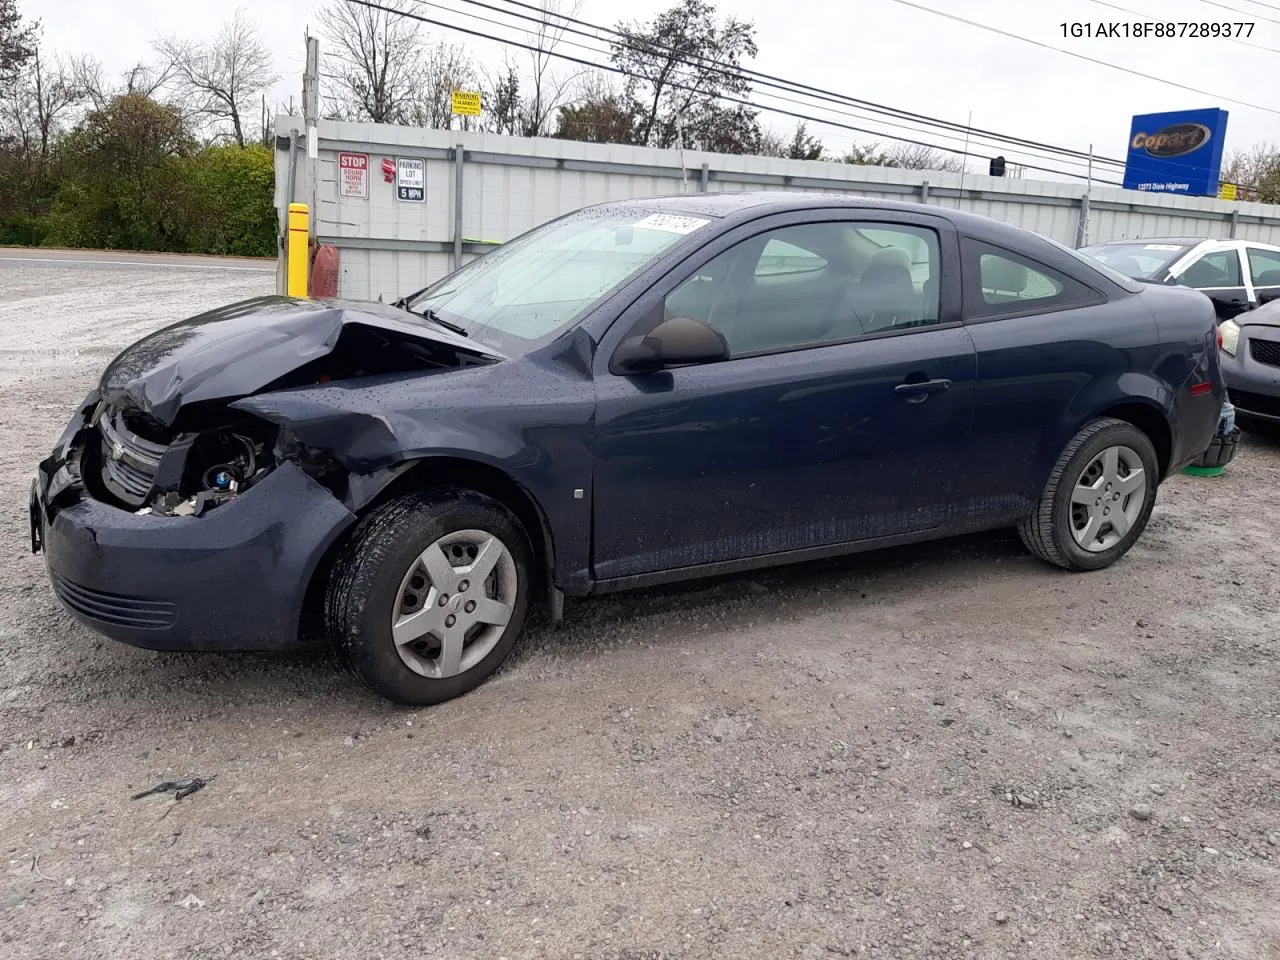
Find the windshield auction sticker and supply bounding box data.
[633,213,710,235]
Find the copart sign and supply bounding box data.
[1122,108,1229,197]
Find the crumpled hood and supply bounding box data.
[98,295,504,426]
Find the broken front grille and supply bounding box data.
[98,407,167,507]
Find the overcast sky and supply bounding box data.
[24,0,1278,184]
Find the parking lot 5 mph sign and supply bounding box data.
[396,157,425,202]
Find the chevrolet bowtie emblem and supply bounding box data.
[111,442,125,461]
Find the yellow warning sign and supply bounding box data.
[1219,182,1238,201]
[451,90,482,116]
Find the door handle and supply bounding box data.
[894,378,951,403]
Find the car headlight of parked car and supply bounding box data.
[1220,319,1241,357]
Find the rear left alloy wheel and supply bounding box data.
[1019,417,1159,572]
[326,488,533,705]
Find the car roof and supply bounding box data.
[1090,237,1280,251]
[592,191,1047,244]
[1087,237,1203,246]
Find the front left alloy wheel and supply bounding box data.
[326,488,533,705]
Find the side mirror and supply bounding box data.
[613,316,729,374]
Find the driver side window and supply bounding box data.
[663,221,942,357]
[1177,249,1242,289]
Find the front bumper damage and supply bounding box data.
[31,394,358,652]
[31,297,507,653]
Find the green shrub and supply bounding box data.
[14,94,277,257]
[185,143,277,257]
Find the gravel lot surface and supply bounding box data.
[2,252,1279,960]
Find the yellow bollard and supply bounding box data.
[287,203,310,298]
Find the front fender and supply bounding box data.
[232,369,596,594]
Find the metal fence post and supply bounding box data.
[919,181,930,205]
[1229,208,1239,239]
[700,163,709,192]
[453,144,465,272]
[1075,193,1091,248]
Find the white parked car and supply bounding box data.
[1080,237,1280,322]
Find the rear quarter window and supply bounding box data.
[963,238,1104,319]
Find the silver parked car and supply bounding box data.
[1219,299,1280,424]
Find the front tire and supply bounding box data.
[326,488,533,705]
[1019,418,1158,572]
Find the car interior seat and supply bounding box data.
[980,255,1029,303]
[856,247,917,331]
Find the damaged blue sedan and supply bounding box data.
[31,193,1225,704]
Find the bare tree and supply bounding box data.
[1,47,82,166]
[517,0,584,137]
[66,54,108,110]
[885,143,964,173]
[65,54,174,112]
[317,0,426,125]
[758,126,786,158]
[409,40,478,130]
[483,64,522,135]
[841,140,963,172]
[1222,143,1280,203]
[156,9,277,146]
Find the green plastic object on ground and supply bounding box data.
[1183,464,1226,477]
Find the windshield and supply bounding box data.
[403,208,715,355]
[1079,241,1192,281]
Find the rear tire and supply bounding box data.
[326,488,533,705]
[1018,418,1158,572]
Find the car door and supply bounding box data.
[590,211,977,583]
[1245,245,1280,307]
[1171,245,1252,320]
[957,237,1157,516]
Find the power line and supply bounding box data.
[1088,0,1280,54]
[428,0,1110,176]
[341,0,1129,183]
[1192,0,1280,24]
[883,0,1280,116]
[446,0,1258,183]
[1232,0,1280,12]
[462,0,1126,166]
[335,0,1261,189]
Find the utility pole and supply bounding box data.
[678,112,687,192]
[1076,142,1094,248]
[956,109,972,209]
[302,34,319,160]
